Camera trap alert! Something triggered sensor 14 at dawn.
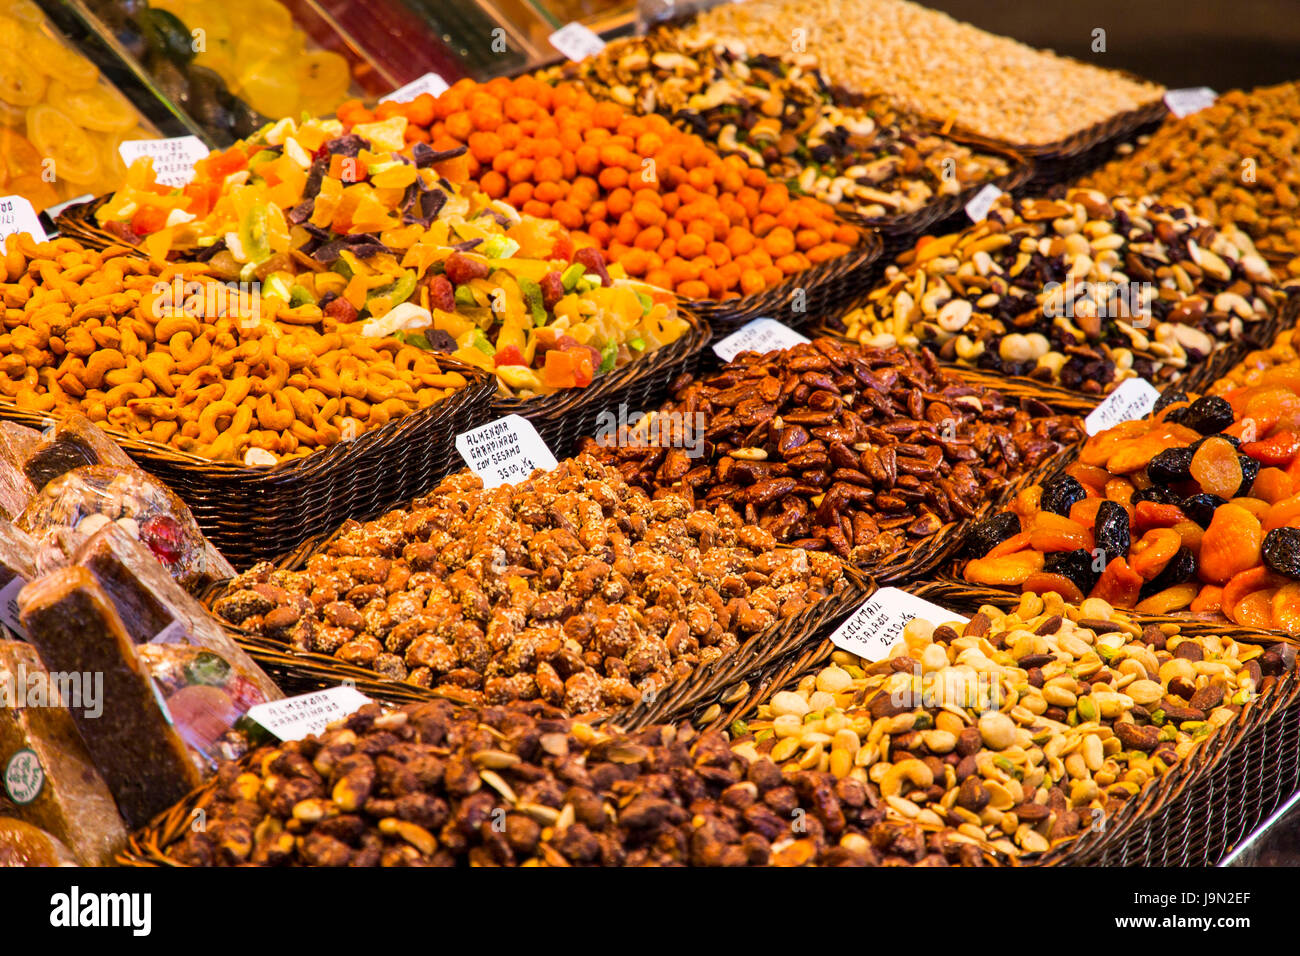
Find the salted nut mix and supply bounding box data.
[682,0,1164,145]
[585,338,1083,565]
[215,457,847,709]
[0,235,470,464]
[836,189,1282,394]
[1084,82,1300,278]
[166,699,996,866]
[547,31,1014,220]
[735,592,1289,858]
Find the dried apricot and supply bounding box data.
[1103,477,1135,504]
[1134,583,1198,614]
[1264,492,1300,531]
[964,551,1044,586]
[1241,429,1300,466]
[1129,528,1182,580]
[1221,566,1284,618]
[1064,462,1112,493]
[1198,503,1262,585]
[1251,467,1294,504]
[1133,500,1187,530]
[1172,520,1204,556]
[1027,512,1092,552]
[1189,436,1244,499]
[1230,588,1278,628]
[1271,582,1300,633]
[1020,572,1083,603]
[985,531,1032,560]
[1190,585,1223,614]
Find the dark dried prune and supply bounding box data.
[1094,500,1131,563]
[1153,389,1189,414]
[1040,475,1086,517]
[1181,493,1227,527]
[1130,486,1177,505]
[964,513,1021,558]
[1262,528,1300,580]
[1138,548,1197,600]
[1181,396,1235,435]
[1147,447,1194,487]
[1044,549,1101,597]
[1236,455,1259,498]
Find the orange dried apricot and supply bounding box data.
[1271,583,1300,633]
[1027,512,1092,553]
[1190,585,1224,614]
[1252,467,1294,504]
[1021,572,1084,603]
[1134,583,1198,614]
[1189,436,1243,499]
[964,551,1044,586]
[1229,588,1278,629]
[1103,478,1135,504]
[1093,556,1143,607]
[985,530,1031,559]
[1129,528,1182,580]
[1198,503,1262,585]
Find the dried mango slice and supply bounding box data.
[298,50,350,103]
[0,47,45,106]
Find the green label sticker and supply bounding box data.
[4,748,44,805]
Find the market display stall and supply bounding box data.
[2,0,1300,871]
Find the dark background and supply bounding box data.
[908,0,1299,91]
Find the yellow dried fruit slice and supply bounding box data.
[0,0,43,26]
[26,104,100,183]
[1,124,41,177]
[45,80,137,133]
[0,47,45,106]
[237,58,298,119]
[298,49,350,103]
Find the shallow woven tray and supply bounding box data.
[708,582,1300,867]
[1001,96,1170,190]
[838,132,1034,272]
[492,308,709,459]
[0,359,494,570]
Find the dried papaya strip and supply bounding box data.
[1093,556,1143,607]
[1129,528,1182,580]
[1134,583,1197,614]
[1241,429,1300,466]
[986,530,1031,560]
[1021,572,1084,604]
[1133,500,1187,530]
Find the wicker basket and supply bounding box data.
[0,359,494,570]
[1004,97,1170,190]
[708,584,1300,867]
[839,132,1034,271]
[491,308,709,459]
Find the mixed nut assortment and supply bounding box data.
[164,698,997,866]
[681,0,1164,145]
[215,457,849,708]
[0,234,475,464]
[834,189,1283,394]
[584,338,1083,566]
[961,381,1300,632]
[735,595,1289,857]
[544,32,1016,221]
[1084,82,1300,278]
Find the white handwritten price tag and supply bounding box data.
[119,136,210,188]
[0,195,47,247]
[1164,87,1217,119]
[549,22,606,61]
[456,414,558,490]
[965,183,1003,223]
[0,574,26,638]
[829,587,968,661]
[1085,377,1161,436]
[247,686,372,742]
[382,72,450,103]
[713,317,810,363]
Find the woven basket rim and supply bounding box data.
[991,96,1169,162]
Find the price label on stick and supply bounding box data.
[456,415,558,490]
[549,22,606,61]
[382,72,450,103]
[1164,87,1217,118]
[829,588,968,661]
[119,136,210,188]
[713,318,809,363]
[0,575,27,639]
[0,195,47,246]
[965,183,1003,223]
[247,686,372,742]
[1084,378,1160,436]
